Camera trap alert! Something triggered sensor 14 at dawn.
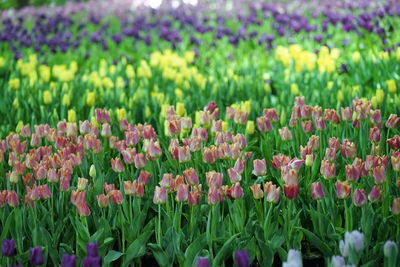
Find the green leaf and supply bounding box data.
[184,234,207,267]
[0,209,14,240]
[123,226,154,266]
[258,240,274,267]
[148,243,170,267]
[213,233,240,265]
[295,227,332,256]
[103,250,124,266]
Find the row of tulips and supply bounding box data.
[0,95,399,265]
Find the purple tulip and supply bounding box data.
[235,249,250,267]
[86,242,99,257]
[196,256,211,267]
[82,256,101,267]
[30,246,44,266]
[2,239,16,256]
[61,254,77,267]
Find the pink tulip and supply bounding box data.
[228,183,244,199]
[138,171,151,185]
[111,157,124,172]
[228,168,242,183]
[320,160,336,179]
[368,186,381,202]
[345,164,360,182]
[256,116,272,132]
[369,127,381,143]
[391,152,400,172]
[353,189,367,207]
[341,139,357,159]
[302,120,313,133]
[206,171,223,187]
[264,182,281,203]
[176,184,189,202]
[183,168,199,186]
[208,187,224,205]
[336,180,351,199]
[178,146,191,163]
[310,182,325,200]
[134,153,147,169]
[252,159,267,176]
[284,184,299,200]
[386,114,400,128]
[160,174,173,188]
[97,194,109,208]
[373,166,386,184]
[279,127,293,141]
[392,198,400,215]
[341,107,353,121]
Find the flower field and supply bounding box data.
[1,0,400,266]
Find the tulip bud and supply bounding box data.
[353,189,367,207]
[310,182,325,200]
[234,249,250,267]
[392,198,400,215]
[252,159,267,176]
[30,246,45,266]
[335,180,351,199]
[305,154,314,167]
[153,186,166,204]
[89,164,96,178]
[175,184,189,202]
[77,178,88,191]
[368,185,381,202]
[250,184,263,199]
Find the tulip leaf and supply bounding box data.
[295,227,332,256]
[183,234,207,267]
[148,243,171,267]
[213,233,240,265]
[122,221,154,266]
[103,250,124,266]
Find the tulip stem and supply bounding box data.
[157,204,162,246]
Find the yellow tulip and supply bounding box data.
[246,121,255,134]
[86,92,96,107]
[43,90,52,104]
[68,109,77,123]
[387,79,397,93]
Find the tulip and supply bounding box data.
[339,230,364,257]
[372,166,386,184]
[341,139,357,159]
[336,180,351,199]
[178,146,191,163]
[96,194,109,208]
[392,198,400,215]
[345,164,360,182]
[183,168,199,186]
[369,127,381,143]
[153,186,166,204]
[2,239,16,257]
[229,183,244,199]
[235,249,250,267]
[386,114,400,128]
[6,190,19,207]
[305,154,314,167]
[341,107,352,121]
[109,190,123,205]
[188,190,201,206]
[383,240,398,258]
[77,178,88,191]
[279,127,293,141]
[160,174,173,188]
[111,157,124,172]
[82,256,101,267]
[134,153,147,169]
[250,184,263,199]
[101,123,112,137]
[76,201,91,216]
[61,254,77,267]
[391,152,400,172]
[320,160,336,179]
[264,182,281,203]
[196,257,210,267]
[208,187,224,205]
[368,186,381,202]
[282,166,299,185]
[138,171,151,185]
[310,182,325,200]
[228,168,242,183]
[206,171,223,188]
[307,135,320,150]
[315,118,326,131]
[256,116,272,132]
[89,164,96,178]
[331,256,345,267]
[301,120,313,133]
[30,246,45,266]
[252,159,267,176]
[234,159,246,173]
[284,184,299,200]
[353,189,367,207]
[176,184,189,202]
[283,249,302,267]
